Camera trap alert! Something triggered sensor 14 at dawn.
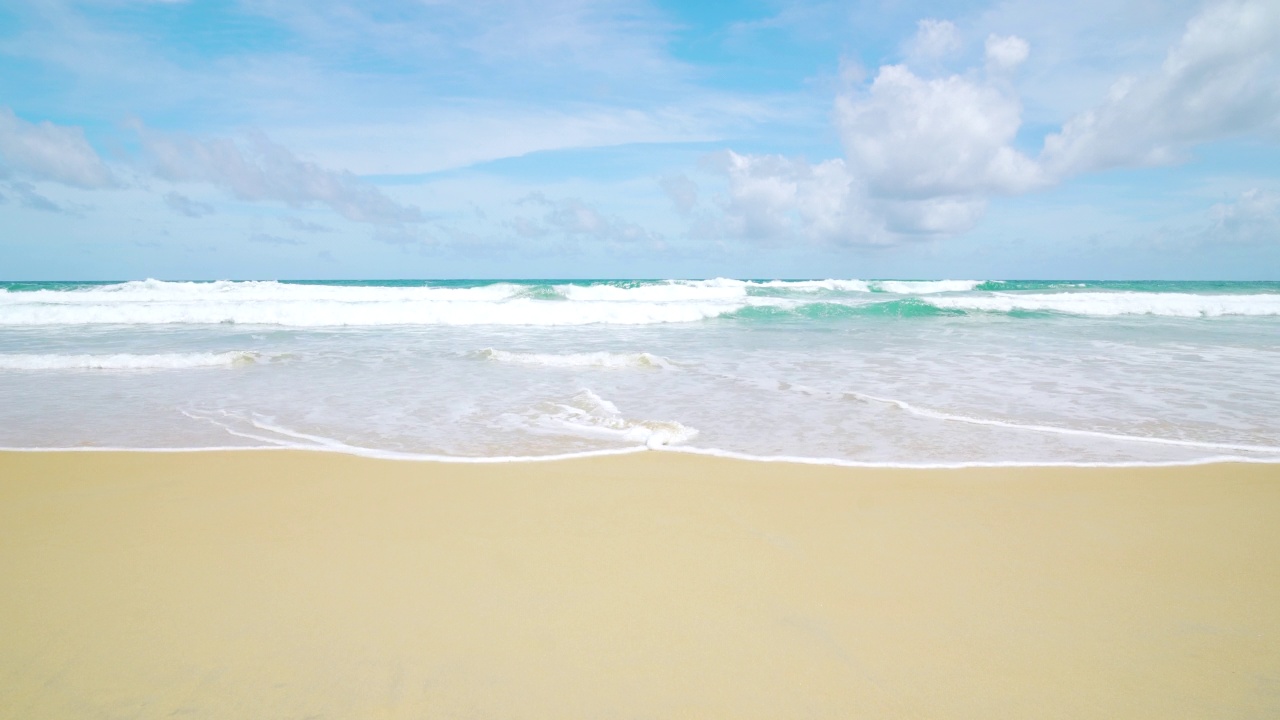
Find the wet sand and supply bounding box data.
[1,451,1277,718]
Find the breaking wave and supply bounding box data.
[724,298,964,320]
[871,280,985,294]
[3,279,1279,326]
[476,348,674,369]
[925,292,1280,317]
[509,390,698,449]
[0,279,757,326]
[0,351,263,370]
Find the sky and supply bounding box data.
[1,0,1278,280]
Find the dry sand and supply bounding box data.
[1,450,1277,719]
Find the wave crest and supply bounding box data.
[476,348,674,369]
[0,351,263,370]
[925,292,1280,317]
[515,390,698,448]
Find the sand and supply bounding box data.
[1,450,1277,719]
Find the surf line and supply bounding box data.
[846,391,1280,454]
[699,369,1280,455]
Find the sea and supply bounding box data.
[1,278,1278,467]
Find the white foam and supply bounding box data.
[707,369,1280,456]
[657,445,1279,469]
[764,279,873,292]
[843,390,1280,454]
[557,281,748,302]
[680,278,873,293]
[0,351,263,370]
[872,280,984,294]
[1,443,1275,469]
[516,390,699,449]
[174,409,652,462]
[926,292,1280,317]
[477,348,674,369]
[4,279,525,303]
[0,280,758,326]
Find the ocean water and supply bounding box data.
[1,278,1278,466]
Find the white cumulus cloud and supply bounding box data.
[985,34,1030,71]
[714,151,884,244]
[710,36,1040,245]
[837,64,1043,199]
[709,0,1280,248]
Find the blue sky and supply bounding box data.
[1,0,1278,280]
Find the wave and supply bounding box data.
[925,292,1280,317]
[179,409,652,462]
[699,368,1280,456]
[674,278,981,294]
[3,279,527,302]
[676,278,872,293]
[842,391,1280,455]
[512,390,698,449]
[0,351,263,370]
[4,279,1278,327]
[0,280,760,326]
[476,348,674,369]
[556,281,748,302]
[870,280,985,294]
[725,298,964,320]
[0,300,749,326]
[5,442,1275,469]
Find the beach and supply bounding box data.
[2,450,1277,718]
[7,0,1280,713]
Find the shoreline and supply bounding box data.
[3,450,1278,718]
[4,444,1280,468]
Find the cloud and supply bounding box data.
[660,173,698,215]
[985,34,1030,72]
[249,233,304,246]
[713,151,878,244]
[276,98,765,175]
[709,0,1280,248]
[904,19,961,64]
[135,125,422,225]
[2,180,71,214]
[515,192,664,248]
[163,191,214,217]
[0,107,113,188]
[284,217,330,233]
[709,32,1040,246]
[1041,0,1280,176]
[837,64,1043,200]
[1207,188,1280,242]
[246,0,684,86]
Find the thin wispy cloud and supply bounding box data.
[164,192,215,218]
[136,125,422,225]
[1041,0,1280,175]
[0,108,114,189]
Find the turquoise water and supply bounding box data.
[6,278,1279,297]
[1,278,1277,465]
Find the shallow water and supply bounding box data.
[2,278,1278,465]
